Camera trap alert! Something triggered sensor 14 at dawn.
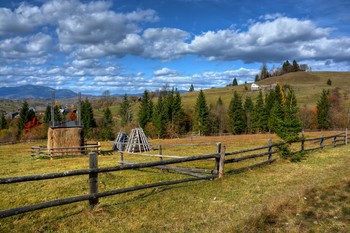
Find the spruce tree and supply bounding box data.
[228,91,246,134]
[0,114,7,130]
[292,60,300,72]
[244,96,254,133]
[253,90,266,132]
[81,98,96,137]
[189,84,195,92]
[277,89,302,142]
[316,89,330,129]
[194,90,209,135]
[138,90,153,129]
[232,78,238,86]
[268,85,285,132]
[215,97,226,134]
[18,101,35,132]
[119,94,132,127]
[152,95,167,138]
[99,106,114,140]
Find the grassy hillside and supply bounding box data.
[0,132,349,232]
[180,71,350,110]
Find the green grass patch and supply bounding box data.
[0,133,349,232]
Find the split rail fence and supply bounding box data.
[0,131,348,218]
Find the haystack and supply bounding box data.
[125,128,151,153]
[47,127,84,156]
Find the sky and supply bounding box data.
[0,0,349,96]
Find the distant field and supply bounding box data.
[0,131,349,232]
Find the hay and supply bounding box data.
[47,127,84,156]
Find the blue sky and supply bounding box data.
[0,0,349,95]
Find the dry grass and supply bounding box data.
[0,131,349,232]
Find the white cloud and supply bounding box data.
[154,67,180,76]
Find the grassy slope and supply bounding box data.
[0,132,349,232]
[180,71,350,110]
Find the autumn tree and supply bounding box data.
[18,101,35,132]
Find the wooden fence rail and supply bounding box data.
[1,131,348,218]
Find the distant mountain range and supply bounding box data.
[0,85,77,99]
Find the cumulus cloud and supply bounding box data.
[154,67,180,77]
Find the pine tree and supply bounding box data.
[277,89,302,142]
[119,94,132,127]
[18,101,35,132]
[268,85,285,133]
[81,98,96,137]
[189,84,195,92]
[0,114,7,130]
[244,96,254,133]
[228,91,246,134]
[260,63,270,80]
[172,89,185,135]
[215,97,226,134]
[253,90,266,132]
[194,90,209,135]
[99,106,114,140]
[292,60,300,72]
[232,78,238,86]
[317,89,330,129]
[138,90,153,129]
[152,95,167,138]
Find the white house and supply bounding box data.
[250,83,260,91]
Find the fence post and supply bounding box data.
[346,128,348,145]
[119,151,124,164]
[89,152,98,208]
[320,135,325,149]
[333,134,337,147]
[267,138,272,160]
[159,144,163,161]
[218,144,225,178]
[301,131,305,152]
[215,143,221,174]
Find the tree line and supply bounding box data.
[0,85,348,142]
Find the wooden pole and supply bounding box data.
[215,143,221,174]
[346,128,348,145]
[218,144,225,178]
[333,134,337,147]
[89,152,98,208]
[119,151,124,165]
[159,144,163,161]
[320,135,325,149]
[301,131,305,152]
[267,138,272,160]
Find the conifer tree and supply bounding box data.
[119,94,132,127]
[244,96,254,133]
[18,101,35,132]
[0,114,7,130]
[138,90,153,129]
[189,84,195,92]
[81,98,96,137]
[194,90,209,135]
[277,89,302,141]
[215,97,226,134]
[152,95,167,138]
[253,90,266,132]
[99,106,114,140]
[228,91,246,134]
[260,63,270,80]
[268,85,285,132]
[172,89,185,134]
[316,89,330,129]
[232,78,238,86]
[292,60,300,72]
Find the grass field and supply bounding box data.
[0,131,349,232]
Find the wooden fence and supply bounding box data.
[31,142,101,158]
[0,131,348,218]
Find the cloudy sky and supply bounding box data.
[0,0,349,95]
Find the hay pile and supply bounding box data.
[47,127,84,156]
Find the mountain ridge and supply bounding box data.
[0,85,77,99]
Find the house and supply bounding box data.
[250,83,260,91]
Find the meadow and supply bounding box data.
[0,131,349,232]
